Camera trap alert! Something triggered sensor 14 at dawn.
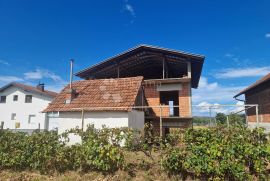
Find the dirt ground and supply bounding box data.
[0,151,184,181]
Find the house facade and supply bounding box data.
[234,73,270,125]
[0,83,57,132]
[44,45,204,136]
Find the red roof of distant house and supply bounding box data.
[234,73,270,97]
[43,76,143,112]
[0,82,58,98]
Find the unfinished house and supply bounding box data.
[75,45,205,134]
[234,73,270,125]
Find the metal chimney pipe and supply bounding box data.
[70,59,74,90]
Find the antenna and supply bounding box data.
[69,59,74,90]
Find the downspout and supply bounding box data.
[233,95,245,102]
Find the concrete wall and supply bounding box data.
[0,86,53,130]
[47,110,145,144]
[128,110,145,130]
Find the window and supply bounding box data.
[11,113,16,120]
[28,115,36,124]
[159,91,179,116]
[13,95,18,101]
[0,96,6,103]
[25,95,32,103]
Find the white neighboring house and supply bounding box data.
[43,77,145,144]
[0,82,57,132]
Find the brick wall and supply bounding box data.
[247,114,270,123]
[143,82,191,118]
[179,83,191,117]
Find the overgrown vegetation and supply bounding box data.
[0,124,270,180]
[161,126,270,180]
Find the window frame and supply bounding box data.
[13,95,18,101]
[25,95,32,103]
[11,113,16,120]
[28,114,36,124]
[0,96,6,103]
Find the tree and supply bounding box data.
[228,114,246,125]
[216,113,226,125]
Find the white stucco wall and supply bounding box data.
[47,110,145,144]
[128,110,145,130]
[0,86,54,130]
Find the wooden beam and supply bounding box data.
[187,62,191,78]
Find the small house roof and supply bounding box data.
[43,76,143,112]
[0,82,58,98]
[234,73,270,98]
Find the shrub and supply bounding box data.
[161,126,270,180]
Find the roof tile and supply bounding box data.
[43,76,143,112]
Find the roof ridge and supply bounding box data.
[0,82,58,97]
[234,73,270,97]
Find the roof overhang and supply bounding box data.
[234,73,270,98]
[75,45,205,88]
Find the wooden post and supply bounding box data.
[162,58,165,79]
[0,122,4,130]
[38,123,40,132]
[226,116,229,128]
[256,105,259,125]
[209,106,212,127]
[81,109,85,131]
[115,62,120,78]
[187,62,191,78]
[159,105,163,137]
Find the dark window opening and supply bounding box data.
[25,95,32,103]
[13,95,18,101]
[0,96,6,103]
[159,91,179,116]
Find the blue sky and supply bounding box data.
[0,0,270,107]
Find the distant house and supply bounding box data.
[0,82,57,132]
[234,73,270,124]
[44,45,204,136]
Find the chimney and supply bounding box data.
[36,83,45,91]
[65,59,76,104]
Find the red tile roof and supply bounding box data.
[234,73,270,97]
[0,82,58,98]
[43,76,143,112]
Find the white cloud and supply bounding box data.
[192,77,245,104]
[198,77,218,91]
[24,69,63,82]
[0,60,9,66]
[224,53,234,58]
[265,33,270,38]
[0,76,24,87]
[193,101,246,117]
[125,4,135,16]
[0,68,66,92]
[124,0,136,22]
[215,67,270,79]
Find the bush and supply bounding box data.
[0,126,126,173]
[1,124,270,179]
[161,126,270,180]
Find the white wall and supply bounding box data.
[128,110,145,130]
[49,111,130,133]
[47,110,145,144]
[0,86,53,130]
